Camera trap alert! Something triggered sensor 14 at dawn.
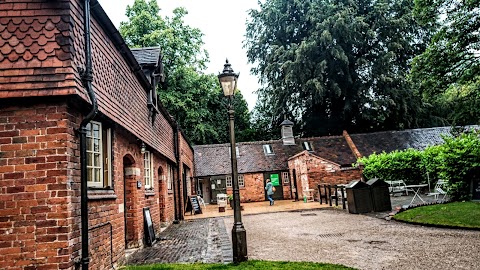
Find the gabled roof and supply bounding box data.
[193,136,356,177]
[131,47,161,66]
[288,150,341,167]
[349,127,453,156]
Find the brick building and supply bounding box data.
[0,1,193,269]
[194,120,455,203]
[193,120,363,203]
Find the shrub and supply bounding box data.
[358,129,480,201]
[430,131,480,201]
[359,148,424,185]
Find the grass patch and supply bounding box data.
[124,260,355,270]
[393,201,480,229]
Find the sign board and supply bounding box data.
[143,207,156,246]
[472,179,480,201]
[185,195,202,215]
[271,174,280,186]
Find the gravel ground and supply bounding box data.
[223,209,480,270]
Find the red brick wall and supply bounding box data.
[180,132,194,207]
[0,1,186,268]
[0,99,178,269]
[0,100,76,269]
[222,172,292,203]
[288,152,362,201]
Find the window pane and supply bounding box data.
[87,137,93,151]
[94,168,101,182]
[87,168,93,182]
[94,154,100,167]
[94,139,100,152]
[86,123,92,137]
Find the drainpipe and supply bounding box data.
[173,126,180,223]
[79,0,98,269]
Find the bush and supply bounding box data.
[431,132,480,201]
[359,149,424,185]
[358,129,480,201]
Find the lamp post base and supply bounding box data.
[231,223,248,263]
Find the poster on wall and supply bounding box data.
[271,174,280,186]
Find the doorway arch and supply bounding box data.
[158,166,165,223]
[123,154,137,248]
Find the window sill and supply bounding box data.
[145,190,155,197]
[87,189,117,200]
[167,190,173,194]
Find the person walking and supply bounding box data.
[265,179,275,206]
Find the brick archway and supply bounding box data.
[123,154,141,248]
[158,166,165,223]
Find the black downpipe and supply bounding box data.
[173,127,180,223]
[79,0,98,269]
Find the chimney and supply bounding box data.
[280,119,295,145]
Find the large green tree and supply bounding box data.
[246,0,430,136]
[411,0,480,126]
[120,0,252,144]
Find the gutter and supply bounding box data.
[173,126,181,223]
[79,1,98,269]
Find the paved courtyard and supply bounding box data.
[224,209,480,270]
[128,195,479,269]
[127,218,232,265]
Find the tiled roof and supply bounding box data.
[193,136,356,177]
[131,47,160,66]
[349,127,453,156]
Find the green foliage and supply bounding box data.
[245,0,430,136]
[119,0,252,145]
[393,201,480,229]
[410,0,480,126]
[125,260,355,270]
[359,129,480,201]
[430,131,480,201]
[359,149,424,185]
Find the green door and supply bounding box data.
[264,172,284,200]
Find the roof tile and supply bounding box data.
[194,136,356,177]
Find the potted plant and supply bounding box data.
[228,194,234,208]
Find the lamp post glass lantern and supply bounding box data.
[218,59,247,263]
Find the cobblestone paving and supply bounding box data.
[127,218,232,265]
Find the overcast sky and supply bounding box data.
[97,0,260,111]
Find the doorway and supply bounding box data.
[123,154,136,248]
[158,166,165,222]
[264,172,284,200]
[210,176,226,203]
[199,178,211,203]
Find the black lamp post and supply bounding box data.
[218,59,248,263]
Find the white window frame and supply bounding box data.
[303,141,312,151]
[86,121,111,188]
[226,176,232,188]
[282,172,289,184]
[144,151,153,189]
[263,144,274,155]
[167,164,173,191]
[238,175,244,187]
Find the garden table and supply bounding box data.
[405,184,428,206]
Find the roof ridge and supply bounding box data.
[349,126,453,136]
[130,47,161,50]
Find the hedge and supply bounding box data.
[358,130,480,201]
